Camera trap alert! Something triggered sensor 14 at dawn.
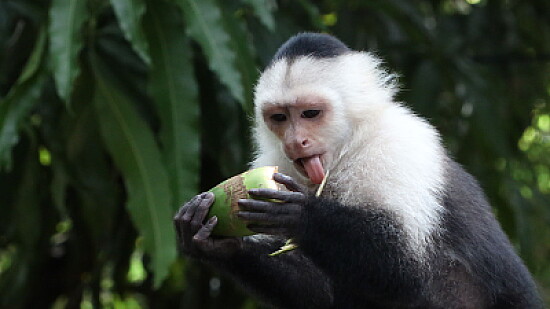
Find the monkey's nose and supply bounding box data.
[301,139,310,147]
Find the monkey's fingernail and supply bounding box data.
[208,216,217,224]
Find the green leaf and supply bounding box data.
[242,0,276,31]
[50,162,69,215]
[0,142,42,308]
[144,0,199,206]
[63,87,121,245]
[0,30,46,171]
[48,0,87,103]
[91,55,176,288]
[219,0,258,114]
[110,0,151,65]
[14,144,42,250]
[175,0,245,104]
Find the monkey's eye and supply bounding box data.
[301,110,321,119]
[270,114,287,122]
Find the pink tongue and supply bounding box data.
[302,156,325,185]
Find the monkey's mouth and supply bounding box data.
[294,155,326,185]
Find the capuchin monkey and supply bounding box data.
[174,33,543,308]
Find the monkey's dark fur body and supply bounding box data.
[212,161,541,308]
[177,33,542,308]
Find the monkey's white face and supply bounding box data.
[252,56,358,185]
[261,97,334,184]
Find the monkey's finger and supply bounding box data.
[181,193,211,236]
[238,199,300,214]
[182,193,207,222]
[174,194,200,221]
[191,192,214,231]
[193,216,217,242]
[174,195,201,239]
[273,173,306,193]
[248,188,306,203]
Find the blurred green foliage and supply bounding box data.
[0,0,548,307]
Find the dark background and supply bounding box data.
[0,0,548,307]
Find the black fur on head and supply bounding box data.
[270,32,350,65]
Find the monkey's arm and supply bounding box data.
[240,189,423,305]
[297,198,422,301]
[174,192,333,309]
[210,236,333,309]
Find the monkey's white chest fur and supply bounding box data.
[329,105,447,254]
[254,104,446,257]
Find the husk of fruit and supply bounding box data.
[207,166,280,237]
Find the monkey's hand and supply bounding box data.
[174,192,243,260]
[237,173,307,237]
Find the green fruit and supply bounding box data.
[207,166,280,236]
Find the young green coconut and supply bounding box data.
[207,166,281,237]
[207,165,330,256]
